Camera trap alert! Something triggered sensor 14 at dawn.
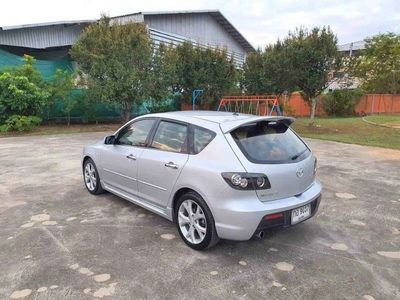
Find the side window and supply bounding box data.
[117,119,155,146]
[193,126,216,154]
[151,121,188,153]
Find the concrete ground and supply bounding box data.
[0,132,399,300]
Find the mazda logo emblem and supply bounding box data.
[296,168,304,178]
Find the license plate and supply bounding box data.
[291,204,311,224]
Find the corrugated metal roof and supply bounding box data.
[113,10,255,52]
[338,40,365,52]
[0,23,91,49]
[0,20,95,31]
[0,10,254,53]
[149,28,245,66]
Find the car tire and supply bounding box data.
[83,158,105,195]
[175,191,219,250]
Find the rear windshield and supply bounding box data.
[231,121,309,164]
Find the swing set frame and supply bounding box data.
[217,95,282,116]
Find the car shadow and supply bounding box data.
[95,191,319,254]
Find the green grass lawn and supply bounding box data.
[292,115,400,150]
[363,114,400,127]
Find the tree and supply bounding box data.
[6,55,45,87]
[170,42,199,103]
[284,27,341,121]
[70,16,154,122]
[171,42,238,107]
[0,71,49,124]
[242,27,340,121]
[352,33,400,93]
[204,47,238,106]
[48,69,75,126]
[0,55,77,129]
[146,43,179,111]
[241,50,264,94]
[242,42,294,95]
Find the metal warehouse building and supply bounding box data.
[0,10,255,78]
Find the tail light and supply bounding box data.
[221,172,271,190]
[264,213,283,220]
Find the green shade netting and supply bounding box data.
[0,49,73,79]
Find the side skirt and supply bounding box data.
[102,181,173,222]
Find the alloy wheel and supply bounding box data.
[84,162,97,191]
[178,199,207,244]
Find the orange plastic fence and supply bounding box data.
[183,93,400,116]
[287,92,400,117]
[355,94,400,114]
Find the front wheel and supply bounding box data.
[175,192,219,250]
[83,158,105,195]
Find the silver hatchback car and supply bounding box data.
[82,111,322,250]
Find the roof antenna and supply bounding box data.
[232,112,239,116]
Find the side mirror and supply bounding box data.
[104,135,116,145]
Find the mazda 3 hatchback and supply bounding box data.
[82,111,322,250]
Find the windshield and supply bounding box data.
[230,121,309,164]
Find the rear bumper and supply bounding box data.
[212,180,322,241]
[253,194,321,237]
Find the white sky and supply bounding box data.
[1,0,399,48]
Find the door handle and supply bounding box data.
[126,154,137,160]
[165,162,178,169]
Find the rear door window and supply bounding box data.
[231,121,309,164]
[151,121,188,153]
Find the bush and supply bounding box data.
[322,89,364,116]
[0,72,50,123]
[0,115,42,132]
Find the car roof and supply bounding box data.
[143,111,294,133]
[151,110,252,123]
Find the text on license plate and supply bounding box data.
[291,204,311,224]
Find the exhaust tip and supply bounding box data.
[253,230,265,240]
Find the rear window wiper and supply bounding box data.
[290,148,307,160]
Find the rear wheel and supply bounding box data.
[83,158,105,195]
[175,192,219,250]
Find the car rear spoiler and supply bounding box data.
[220,116,295,133]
